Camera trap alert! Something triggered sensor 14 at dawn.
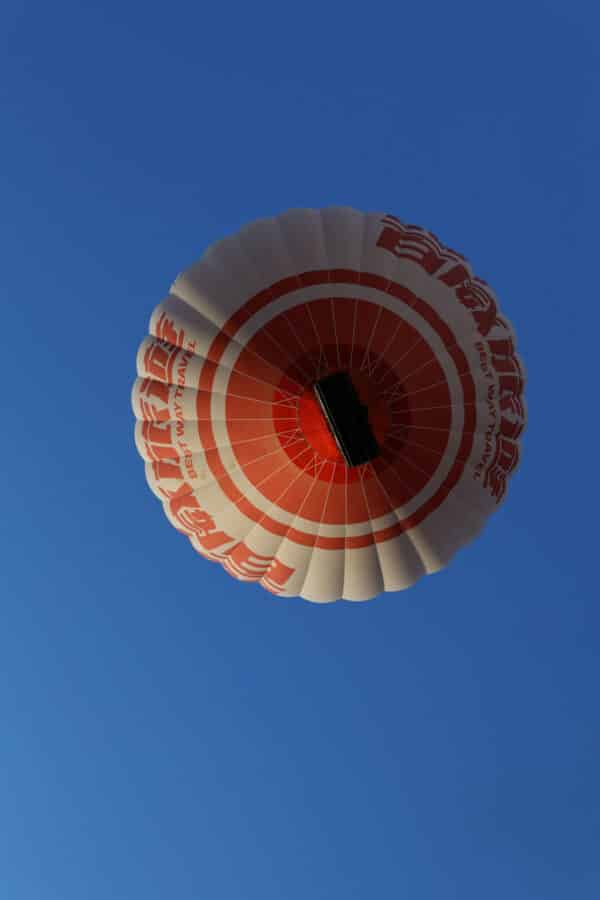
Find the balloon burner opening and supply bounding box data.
[314,372,379,467]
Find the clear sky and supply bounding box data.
[2,1,599,898]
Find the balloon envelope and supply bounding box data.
[132,208,525,602]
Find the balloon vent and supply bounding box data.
[314,372,379,467]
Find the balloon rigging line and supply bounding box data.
[257,454,332,567]
[355,463,385,572]
[185,425,305,457]
[330,298,342,371]
[357,304,384,372]
[297,464,339,596]
[384,373,470,403]
[245,449,331,550]
[180,440,312,505]
[304,303,329,382]
[256,325,316,384]
[369,464,429,573]
[349,298,358,371]
[362,316,407,381]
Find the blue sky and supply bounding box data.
[2,1,599,897]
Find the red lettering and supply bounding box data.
[491,355,524,395]
[264,558,295,589]
[141,421,179,459]
[455,281,498,336]
[166,485,233,552]
[142,420,173,446]
[151,459,184,482]
[438,263,471,287]
[155,312,184,347]
[487,337,515,358]
[224,543,273,580]
[139,378,170,422]
[498,394,526,440]
[484,436,520,500]
[376,224,404,255]
[143,340,177,383]
[377,224,447,274]
[197,530,233,551]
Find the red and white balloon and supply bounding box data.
[132,208,525,602]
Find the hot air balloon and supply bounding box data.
[132,208,525,602]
